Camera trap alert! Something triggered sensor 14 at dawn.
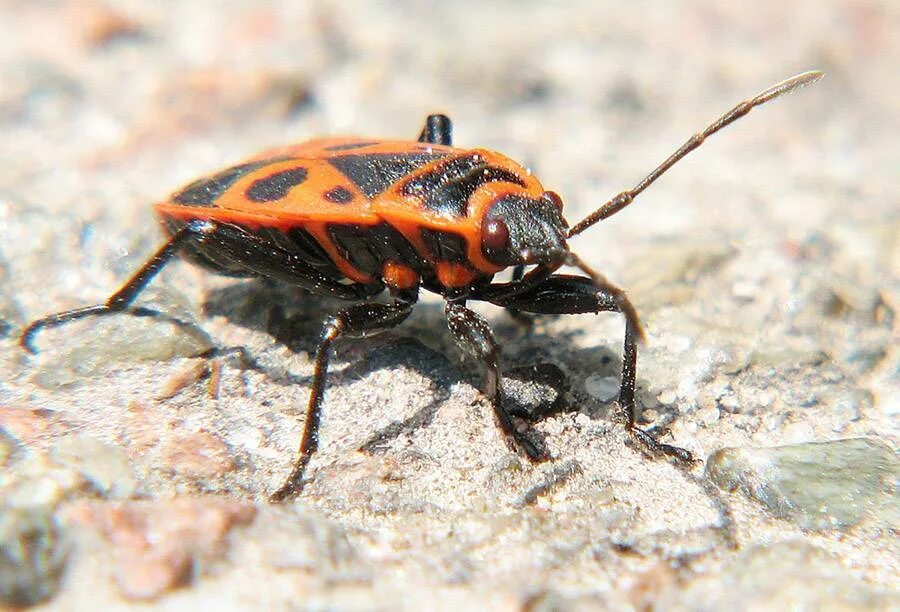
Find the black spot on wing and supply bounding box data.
[328,152,448,199]
[172,160,273,207]
[323,185,355,203]
[245,167,309,202]
[398,154,527,217]
[324,141,379,151]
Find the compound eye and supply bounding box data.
[542,191,564,210]
[483,217,510,251]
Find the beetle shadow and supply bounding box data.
[202,280,683,455]
[487,316,689,436]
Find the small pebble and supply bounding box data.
[156,431,236,478]
[31,314,212,389]
[707,438,899,530]
[66,498,256,600]
[51,435,138,499]
[0,506,67,608]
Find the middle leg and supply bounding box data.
[445,301,545,461]
[270,296,416,502]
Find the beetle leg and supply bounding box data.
[270,297,416,502]
[511,264,526,282]
[417,114,453,146]
[21,221,382,354]
[482,274,695,464]
[444,301,546,462]
[20,220,215,353]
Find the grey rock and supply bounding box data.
[0,506,67,608]
[29,313,213,388]
[50,435,138,499]
[706,438,899,530]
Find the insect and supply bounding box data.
[21,71,822,501]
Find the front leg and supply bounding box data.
[482,274,694,464]
[505,264,536,331]
[444,301,545,461]
[20,220,215,353]
[270,296,416,502]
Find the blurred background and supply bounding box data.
[1,0,895,321]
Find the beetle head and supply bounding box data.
[481,191,569,267]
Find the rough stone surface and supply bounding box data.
[707,438,899,530]
[62,498,256,601]
[0,0,896,608]
[29,306,213,389]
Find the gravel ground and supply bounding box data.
[0,1,897,609]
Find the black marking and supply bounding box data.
[240,226,343,281]
[167,217,346,283]
[369,223,427,271]
[324,141,379,151]
[329,223,425,277]
[420,229,468,263]
[399,154,527,217]
[172,160,273,207]
[283,228,332,268]
[328,225,380,276]
[246,167,309,202]
[328,153,448,199]
[323,186,355,203]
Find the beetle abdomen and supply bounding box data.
[153,139,545,291]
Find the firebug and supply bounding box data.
[21,71,823,501]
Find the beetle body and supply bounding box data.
[157,137,567,296]
[21,73,823,501]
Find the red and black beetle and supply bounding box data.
[21,71,823,501]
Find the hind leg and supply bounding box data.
[21,220,216,353]
[21,221,380,353]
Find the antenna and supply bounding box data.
[567,71,824,238]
